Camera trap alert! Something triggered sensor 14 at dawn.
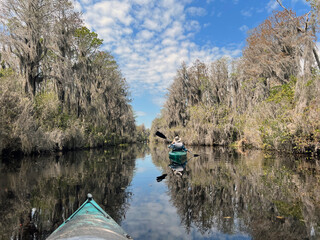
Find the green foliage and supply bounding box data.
[34,91,72,130]
[75,26,103,49]
[0,70,21,153]
[259,119,292,150]
[188,104,215,124]
[273,200,303,220]
[0,68,14,79]
[309,68,320,86]
[135,124,150,142]
[267,76,297,106]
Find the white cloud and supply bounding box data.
[163,21,184,39]
[79,0,92,5]
[143,19,160,31]
[266,0,279,13]
[71,0,82,12]
[239,25,249,33]
[137,30,154,40]
[241,8,254,17]
[185,20,201,33]
[84,1,133,28]
[80,0,242,97]
[162,38,178,46]
[152,97,166,107]
[133,0,152,5]
[186,7,207,17]
[135,111,147,117]
[216,12,222,18]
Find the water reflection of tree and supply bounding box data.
[0,144,149,240]
[151,143,320,239]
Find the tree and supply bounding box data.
[49,0,82,110]
[0,0,138,153]
[277,0,320,70]
[164,62,189,127]
[187,59,208,106]
[207,57,229,106]
[0,0,54,96]
[244,10,309,86]
[307,0,320,26]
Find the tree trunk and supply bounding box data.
[25,65,36,96]
[56,81,65,111]
[313,47,320,70]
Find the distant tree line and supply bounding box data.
[152,3,320,155]
[0,0,145,155]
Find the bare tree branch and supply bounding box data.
[277,0,320,69]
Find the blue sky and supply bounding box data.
[72,0,312,128]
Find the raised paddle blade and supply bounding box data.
[155,131,167,139]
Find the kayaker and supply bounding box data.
[169,136,188,152]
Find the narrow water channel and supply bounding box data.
[0,144,319,239]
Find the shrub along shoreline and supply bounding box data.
[0,69,139,156]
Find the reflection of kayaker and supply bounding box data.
[169,160,187,176]
[156,160,185,182]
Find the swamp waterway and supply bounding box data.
[0,144,320,240]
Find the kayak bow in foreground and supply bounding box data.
[47,194,132,240]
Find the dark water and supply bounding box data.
[1,144,320,240]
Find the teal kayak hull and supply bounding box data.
[47,194,131,240]
[169,151,187,163]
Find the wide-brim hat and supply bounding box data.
[174,136,181,142]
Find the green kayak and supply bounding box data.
[169,151,187,163]
[47,194,132,240]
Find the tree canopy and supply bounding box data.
[0,0,137,154]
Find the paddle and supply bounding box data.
[188,150,200,157]
[155,131,169,141]
[190,153,200,158]
[155,131,200,157]
[155,130,171,143]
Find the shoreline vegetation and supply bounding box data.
[0,0,149,156]
[151,3,320,158]
[1,0,320,158]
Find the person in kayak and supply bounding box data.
[169,136,188,152]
